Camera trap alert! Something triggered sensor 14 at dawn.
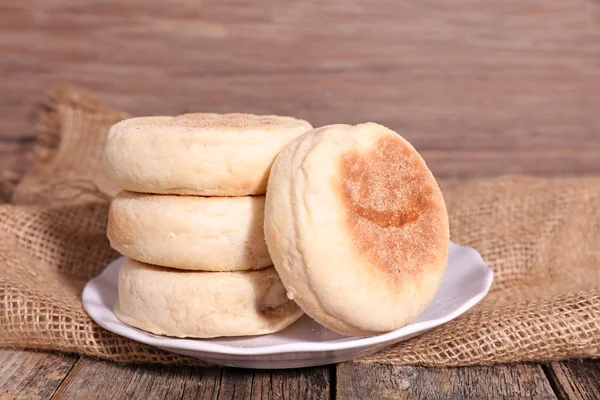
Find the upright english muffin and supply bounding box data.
[264,123,449,336]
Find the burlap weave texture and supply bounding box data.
[0,85,598,366]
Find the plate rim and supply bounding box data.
[83,241,493,356]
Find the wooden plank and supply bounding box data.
[422,149,600,178]
[51,357,331,400]
[0,349,77,400]
[544,361,600,400]
[336,362,557,399]
[217,367,331,400]
[51,357,215,400]
[1,0,600,155]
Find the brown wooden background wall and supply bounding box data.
[2,0,600,177]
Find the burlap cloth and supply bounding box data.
[0,85,598,367]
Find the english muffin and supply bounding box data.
[107,191,270,271]
[114,258,303,338]
[264,123,449,336]
[104,113,312,196]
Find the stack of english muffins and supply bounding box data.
[104,113,312,338]
[105,115,450,338]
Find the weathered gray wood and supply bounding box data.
[336,362,557,399]
[0,349,77,400]
[218,367,331,400]
[178,368,223,400]
[545,361,600,400]
[51,357,330,400]
[51,358,215,400]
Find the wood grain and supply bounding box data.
[1,0,600,175]
[422,149,600,178]
[217,367,331,400]
[545,361,600,400]
[0,349,77,400]
[52,358,217,400]
[337,362,557,399]
[51,357,331,400]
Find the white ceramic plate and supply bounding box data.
[83,242,493,369]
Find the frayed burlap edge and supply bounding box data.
[12,86,128,205]
[33,84,128,167]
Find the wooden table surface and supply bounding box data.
[1,1,600,399]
